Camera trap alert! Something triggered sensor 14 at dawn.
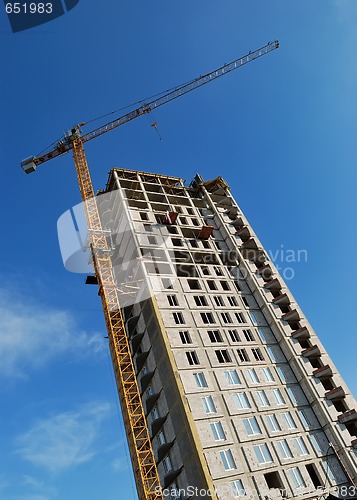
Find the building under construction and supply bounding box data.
[95,167,357,500]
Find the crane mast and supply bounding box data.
[72,139,161,499]
[21,40,279,500]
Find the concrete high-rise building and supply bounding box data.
[99,168,357,500]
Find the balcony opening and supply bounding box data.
[188,279,201,290]
[306,464,323,488]
[297,339,310,349]
[264,471,286,495]
[309,358,323,369]
[346,422,357,438]
[332,400,348,413]
[320,379,335,391]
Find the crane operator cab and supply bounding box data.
[21,156,37,174]
[64,125,81,142]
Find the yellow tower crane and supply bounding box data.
[21,40,279,500]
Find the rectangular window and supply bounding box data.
[288,467,306,489]
[188,279,201,290]
[227,296,238,307]
[297,410,311,429]
[252,348,264,361]
[243,329,254,341]
[200,312,215,324]
[257,327,267,342]
[254,444,273,464]
[152,406,159,420]
[207,280,217,290]
[246,368,259,384]
[202,266,210,275]
[170,483,180,500]
[220,280,230,291]
[162,455,172,473]
[255,390,270,407]
[193,372,208,388]
[148,235,157,245]
[214,266,224,276]
[215,349,232,363]
[309,434,322,454]
[220,449,237,471]
[173,312,185,324]
[266,347,277,362]
[322,461,336,482]
[237,349,250,362]
[286,387,298,405]
[207,330,223,343]
[210,421,226,441]
[213,295,225,307]
[249,311,258,325]
[265,414,281,433]
[281,412,297,429]
[261,367,274,382]
[233,392,251,409]
[157,430,166,446]
[144,224,153,232]
[140,212,149,221]
[186,351,199,365]
[201,396,216,414]
[276,439,293,459]
[271,388,285,405]
[179,330,192,344]
[194,295,208,306]
[228,329,240,342]
[293,437,309,456]
[190,239,199,248]
[242,296,249,308]
[221,312,233,324]
[235,312,246,323]
[171,238,183,247]
[230,479,246,497]
[243,417,261,436]
[233,281,241,292]
[276,366,287,382]
[224,369,241,385]
[167,294,179,306]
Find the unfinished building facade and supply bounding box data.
[97,168,357,500]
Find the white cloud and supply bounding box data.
[111,456,130,472]
[15,402,111,474]
[0,288,104,378]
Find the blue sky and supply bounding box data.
[1,1,357,499]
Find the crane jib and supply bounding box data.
[20,40,278,172]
